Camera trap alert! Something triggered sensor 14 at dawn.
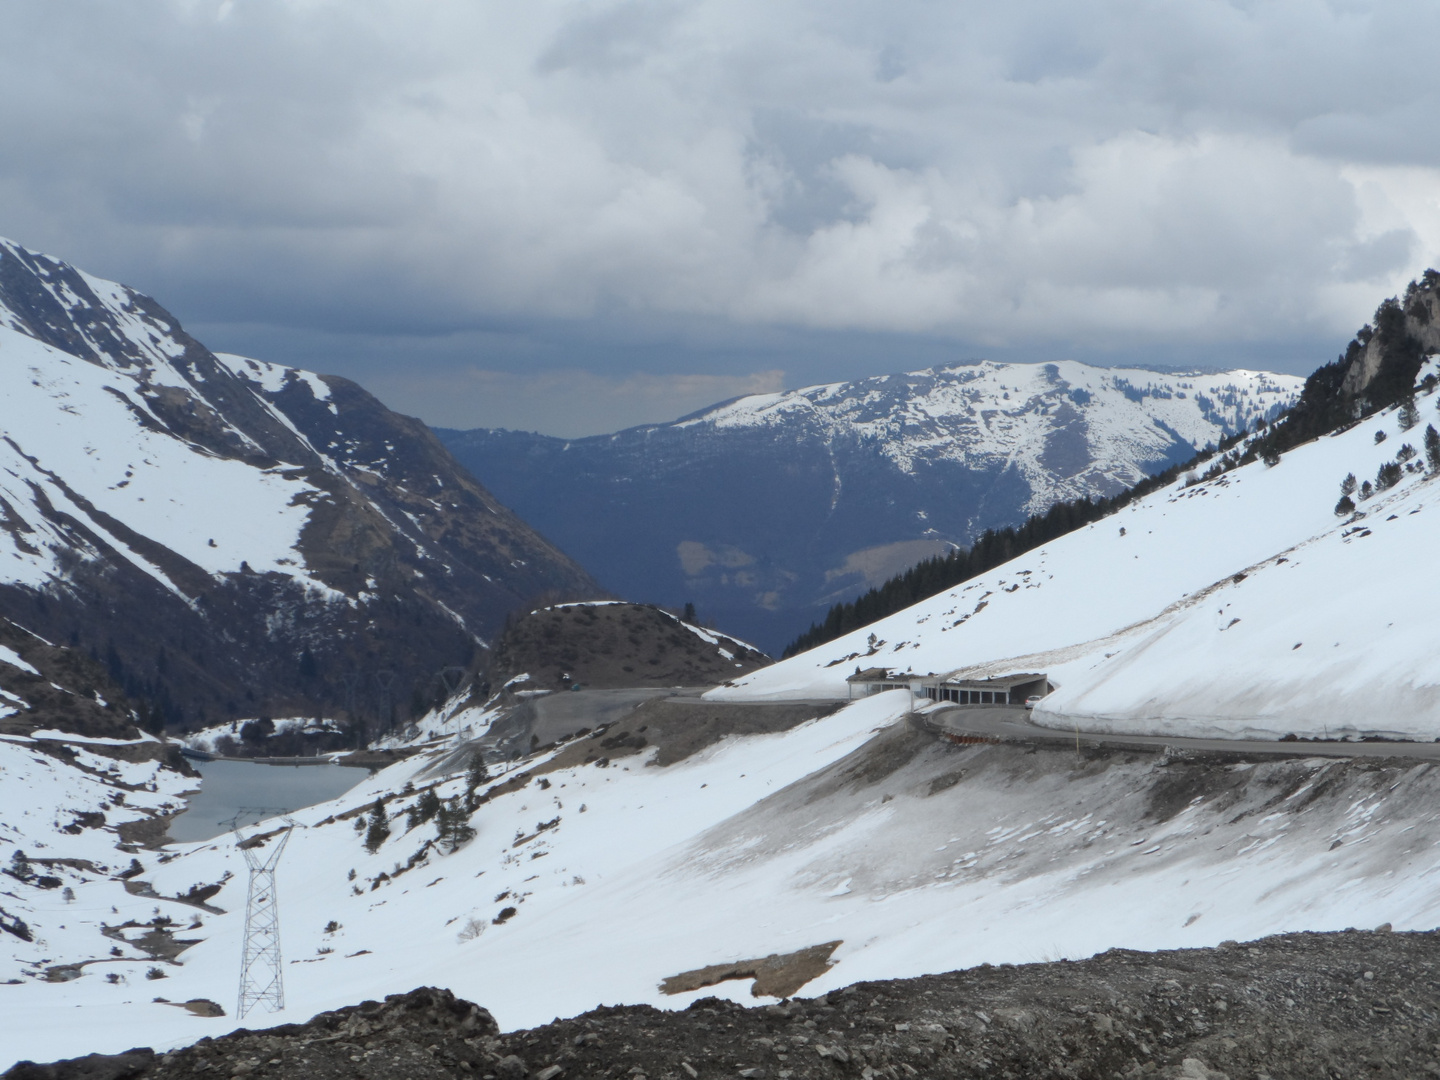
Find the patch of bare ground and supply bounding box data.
[528,699,843,773]
[662,942,843,999]
[11,930,1440,1080]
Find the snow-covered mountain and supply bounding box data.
[440,361,1300,651]
[3,344,1436,1066]
[0,237,598,730]
[714,356,1440,739]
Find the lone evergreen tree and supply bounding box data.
[1341,473,1357,496]
[406,789,442,830]
[464,750,490,811]
[1334,495,1356,516]
[1400,396,1421,431]
[1425,424,1440,473]
[435,798,476,854]
[363,800,390,854]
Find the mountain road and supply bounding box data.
[925,703,1440,761]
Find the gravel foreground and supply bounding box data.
[8,929,1440,1080]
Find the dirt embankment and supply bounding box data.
[524,697,844,772]
[9,929,1440,1080]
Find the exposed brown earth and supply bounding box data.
[517,697,844,773]
[9,929,1440,1080]
[479,604,770,696]
[662,942,844,1000]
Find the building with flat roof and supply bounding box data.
[844,667,920,699]
[917,671,1051,706]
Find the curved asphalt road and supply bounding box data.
[925,704,1440,762]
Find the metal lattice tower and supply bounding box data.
[236,818,295,1019]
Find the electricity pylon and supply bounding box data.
[235,816,296,1019]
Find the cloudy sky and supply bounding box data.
[4,1,1440,436]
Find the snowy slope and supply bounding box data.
[0,236,596,727]
[8,687,1440,1069]
[0,326,326,594]
[691,361,1298,507]
[441,361,1300,652]
[713,374,1440,740]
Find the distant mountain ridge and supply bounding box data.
[439,361,1301,652]
[0,237,599,731]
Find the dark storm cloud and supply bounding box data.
[1,1,1438,433]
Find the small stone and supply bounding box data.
[681,1064,699,1079]
[537,1066,564,1080]
[738,1070,764,1079]
[1178,1059,1229,1080]
[496,1055,527,1080]
[1375,922,1393,933]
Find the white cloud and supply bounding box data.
[1,0,1439,421]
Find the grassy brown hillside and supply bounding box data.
[482,603,769,694]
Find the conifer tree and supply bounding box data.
[464,750,490,811]
[405,789,441,830]
[1341,473,1357,496]
[1400,396,1421,430]
[1425,425,1440,473]
[363,800,390,854]
[435,798,476,854]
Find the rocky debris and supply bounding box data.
[12,930,1440,1080]
[159,1001,226,1019]
[662,942,843,999]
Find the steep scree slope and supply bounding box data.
[0,237,598,731]
[440,361,1298,651]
